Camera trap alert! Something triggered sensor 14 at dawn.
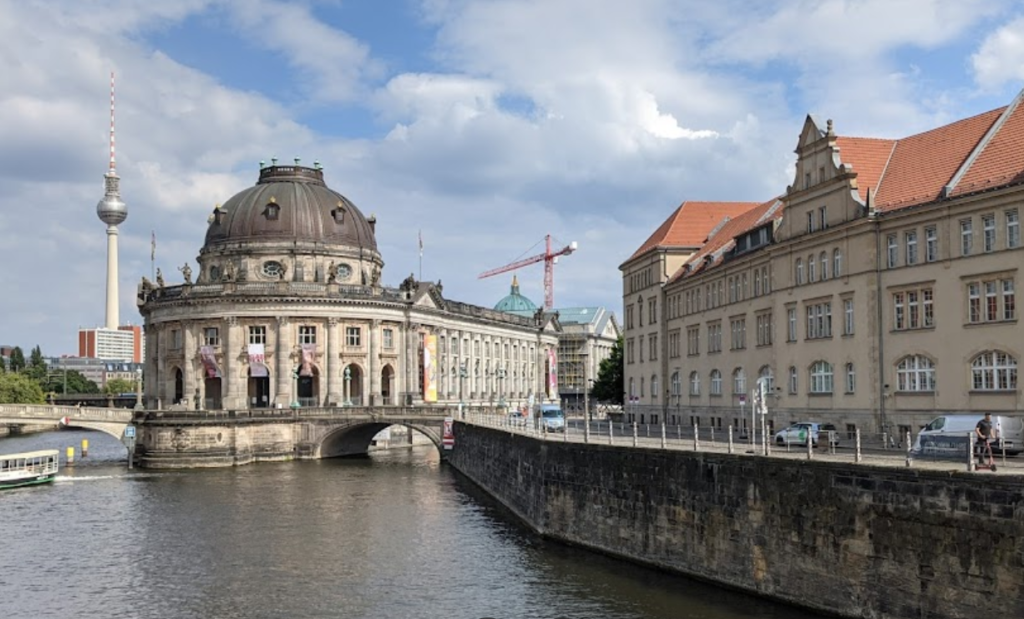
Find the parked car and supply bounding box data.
[535,404,565,433]
[774,422,840,447]
[913,414,1023,456]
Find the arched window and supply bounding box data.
[640,377,645,398]
[629,377,635,399]
[845,362,856,393]
[651,375,659,400]
[763,266,772,293]
[833,249,842,278]
[971,351,1017,391]
[758,365,774,393]
[732,367,746,394]
[795,259,804,285]
[710,370,722,395]
[788,366,798,393]
[820,251,828,281]
[689,371,701,396]
[808,254,816,282]
[810,361,834,393]
[671,372,681,398]
[897,355,935,392]
[754,270,762,297]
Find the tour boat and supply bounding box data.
[0,449,60,489]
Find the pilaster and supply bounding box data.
[327,318,340,406]
[182,321,197,409]
[276,317,291,406]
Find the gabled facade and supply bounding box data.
[624,91,1024,438]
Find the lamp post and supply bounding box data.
[497,367,506,409]
[344,366,352,406]
[458,362,468,417]
[584,378,594,443]
[134,367,143,410]
[291,366,300,409]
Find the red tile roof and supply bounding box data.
[949,100,1024,198]
[834,137,895,202]
[626,201,760,262]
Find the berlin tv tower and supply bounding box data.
[96,72,127,329]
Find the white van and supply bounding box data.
[913,414,1024,456]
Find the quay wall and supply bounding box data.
[447,423,1024,619]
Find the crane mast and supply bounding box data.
[478,234,578,310]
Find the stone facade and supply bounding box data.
[449,423,1024,619]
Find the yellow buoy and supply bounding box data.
[66,446,75,466]
[82,438,89,457]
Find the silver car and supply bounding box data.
[774,422,840,447]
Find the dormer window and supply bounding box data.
[331,202,346,224]
[264,199,279,221]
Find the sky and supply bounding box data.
[5,0,1024,356]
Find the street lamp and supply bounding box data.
[291,366,300,409]
[458,362,468,416]
[344,366,352,406]
[134,367,143,410]
[497,367,506,408]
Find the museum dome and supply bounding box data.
[494,276,538,313]
[202,162,377,252]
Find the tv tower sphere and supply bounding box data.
[97,177,128,226]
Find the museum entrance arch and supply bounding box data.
[380,364,394,405]
[248,366,271,408]
[297,365,320,407]
[174,368,184,405]
[343,364,364,406]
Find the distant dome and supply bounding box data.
[494,276,538,313]
[202,163,377,252]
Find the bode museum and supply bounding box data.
[138,161,561,411]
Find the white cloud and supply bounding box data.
[973,17,1024,89]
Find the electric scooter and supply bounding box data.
[975,438,998,472]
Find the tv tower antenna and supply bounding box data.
[96,71,128,329]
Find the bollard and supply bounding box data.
[728,426,734,454]
[905,431,912,467]
[968,432,975,472]
[677,424,681,440]
[806,435,813,460]
[563,420,568,442]
[693,423,700,451]
[646,424,650,438]
[81,439,89,457]
[609,420,614,445]
[660,423,666,449]
[855,428,862,463]
[710,426,715,444]
[632,422,638,447]
[584,417,590,444]
[66,446,75,466]
[881,430,888,450]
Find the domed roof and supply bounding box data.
[202,163,377,252]
[494,275,538,313]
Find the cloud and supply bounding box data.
[973,16,1024,89]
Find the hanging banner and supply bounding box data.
[442,417,454,449]
[423,334,438,403]
[300,343,316,377]
[547,348,558,397]
[200,345,221,378]
[248,343,268,377]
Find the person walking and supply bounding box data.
[975,412,995,465]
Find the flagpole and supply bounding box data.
[151,230,156,281]
[418,230,423,282]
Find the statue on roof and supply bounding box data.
[179,262,193,285]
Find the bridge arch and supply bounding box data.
[317,421,442,459]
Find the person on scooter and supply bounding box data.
[975,412,995,464]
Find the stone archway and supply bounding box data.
[343,363,364,406]
[380,364,394,405]
[174,368,184,405]
[247,366,272,408]
[297,365,320,407]
[204,376,222,410]
[317,421,443,458]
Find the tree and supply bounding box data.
[8,346,26,373]
[591,336,623,405]
[29,345,45,370]
[39,369,100,395]
[0,372,46,404]
[104,377,137,395]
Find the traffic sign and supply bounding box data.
[124,425,136,438]
[738,395,746,405]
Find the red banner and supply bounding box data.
[200,345,220,378]
[300,343,316,377]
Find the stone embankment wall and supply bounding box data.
[448,423,1024,619]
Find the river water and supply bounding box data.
[1,430,828,619]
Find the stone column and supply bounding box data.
[222,316,238,410]
[276,317,291,407]
[182,321,196,409]
[406,322,420,404]
[327,318,340,406]
[369,319,380,405]
[154,325,165,409]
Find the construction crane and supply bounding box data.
[478,234,578,310]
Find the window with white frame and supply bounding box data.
[843,298,855,335]
[925,226,938,262]
[971,351,1017,391]
[756,313,773,346]
[819,205,827,229]
[788,366,798,394]
[845,363,855,393]
[171,329,182,349]
[671,372,681,399]
[805,301,832,339]
[732,367,746,394]
[960,219,973,256]
[204,327,220,347]
[707,323,722,353]
[248,326,266,345]
[893,287,934,330]
[345,326,361,347]
[754,270,762,297]
[809,361,834,394]
[806,211,814,233]
[1007,209,1021,249]
[808,254,816,282]
[795,259,804,285]
[686,326,700,356]
[710,370,722,395]
[298,325,317,345]
[833,249,842,278]
[689,371,700,396]
[383,328,394,349]
[887,234,898,268]
[787,307,797,342]
[905,231,918,265]
[649,334,658,361]
[730,318,746,350]
[896,355,935,392]
[983,214,996,253]
[967,278,1015,323]
[758,365,774,393]
[651,375,659,399]
[819,251,828,281]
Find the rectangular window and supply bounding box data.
[383,328,394,349]
[887,234,898,268]
[894,292,905,330]
[819,205,827,229]
[843,298,854,335]
[923,289,934,327]
[983,214,996,253]
[171,329,182,349]
[626,339,634,364]
[925,226,938,262]
[756,313,773,347]
[907,291,920,329]
[707,323,722,353]
[893,287,933,330]
[905,231,918,265]
[986,281,998,321]
[1007,209,1021,249]
[345,326,361,347]
[968,283,981,323]
[1004,280,1016,320]
[730,318,746,350]
[687,327,700,356]
[248,326,266,345]
[298,326,317,345]
[965,277,1020,323]
[960,219,973,256]
[204,327,220,347]
[845,364,856,394]
[806,211,814,234]
[805,302,832,339]
[649,335,658,361]
[787,308,797,342]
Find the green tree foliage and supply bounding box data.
[103,377,137,395]
[591,336,623,405]
[29,345,45,369]
[0,372,46,404]
[39,370,100,395]
[8,346,26,373]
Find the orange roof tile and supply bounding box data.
[950,99,1024,198]
[834,137,896,201]
[626,201,759,262]
[873,107,1004,211]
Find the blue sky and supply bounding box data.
[4,0,1024,355]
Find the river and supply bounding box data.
[1,430,829,619]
